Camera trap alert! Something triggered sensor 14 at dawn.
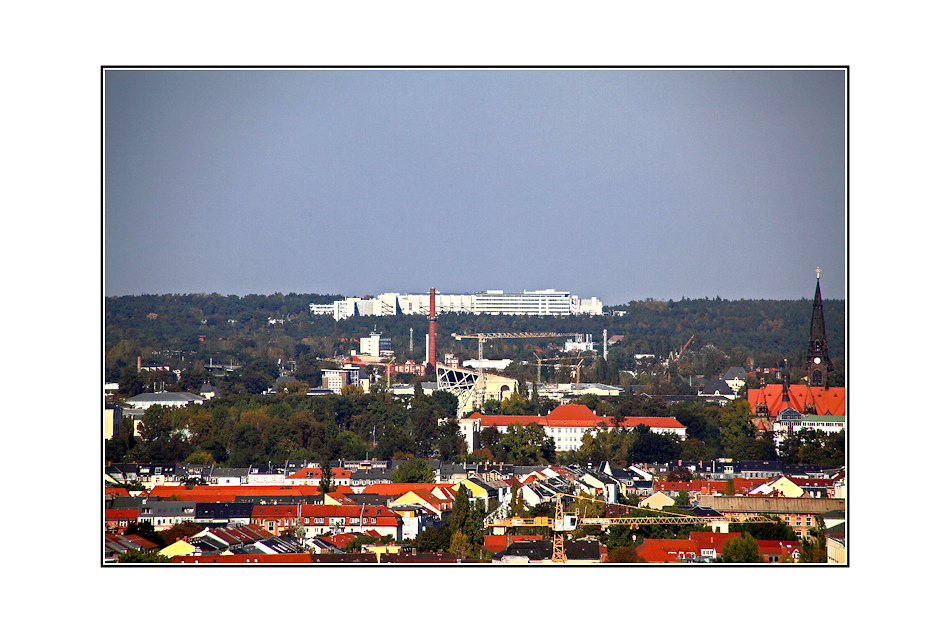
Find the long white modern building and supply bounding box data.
[311,289,602,320]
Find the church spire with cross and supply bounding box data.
[807,268,832,388]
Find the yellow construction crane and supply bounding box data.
[487,491,777,563]
[533,352,595,392]
[452,332,581,408]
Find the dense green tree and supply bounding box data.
[719,532,763,563]
[413,525,452,553]
[158,521,203,546]
[800,516,827,563]
[409,400,439,456]
[123,520,165,548]
[497,422,556,465]
[436,418,465,462]
[430,390,459,419]
[319,455,336,494]
[449,486,471,535]
[606,545,644,563]
[391,458,435,483]
[118,365,146,398]
[182,450,215,465]
[117,549,170,563]
[604,523,635,552]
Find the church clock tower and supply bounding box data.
[808,268,833,388]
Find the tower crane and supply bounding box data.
[533,352,595,392]
[452,332,581,408]
[487,491,778,563]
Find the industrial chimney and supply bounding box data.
[427,288,436,370]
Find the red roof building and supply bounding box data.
[747,384,846,418]
[105,508,139,533]
[250,504,402,540]
[466,403,687,453]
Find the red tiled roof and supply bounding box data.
[105,508,139,520]
[147,485,322,501]
[105,487,131,497]
[635,538,699,562]
[757,540,802,559]
[688,531,741,555]
[472,404,685,431]
[634,541,681,563]
[482,534,544,554]
[362,483,456,496]
[324,533,359,548]
[547,403,600,421]
[747,385,846,417]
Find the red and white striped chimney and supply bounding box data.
[428,287,436,369]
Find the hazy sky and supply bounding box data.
[104,68,846,305]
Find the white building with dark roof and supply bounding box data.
[125,391,206,410]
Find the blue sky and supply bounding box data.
[104,68,845,305]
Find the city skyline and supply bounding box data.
[104,67,846,305]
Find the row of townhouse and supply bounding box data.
[642,459,845,483]
[249,504,404,540]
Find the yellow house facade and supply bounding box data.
[159,539,198,558]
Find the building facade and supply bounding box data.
[311,289,603,320]
[460,403,687,454]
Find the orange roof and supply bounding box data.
[747,385,846,417]
[362,483,456,496]
[324,533,359,548]
[146,485,325,502]
[635,538,699,561]
[633,541,681,563]
[547,403,599,421]
[105,487,131,497]
[688,531,740,552]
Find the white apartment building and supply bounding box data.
[359,331,393,357]
[772,409,846,446]
[311,289,602,320]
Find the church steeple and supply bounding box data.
[807,268,832,388]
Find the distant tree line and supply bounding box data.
[105,294,844,387]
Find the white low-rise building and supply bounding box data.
[772,408,846,445]
[125,391,206,410]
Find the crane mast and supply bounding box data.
[452,332,581,408]
[487,491,777,563]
